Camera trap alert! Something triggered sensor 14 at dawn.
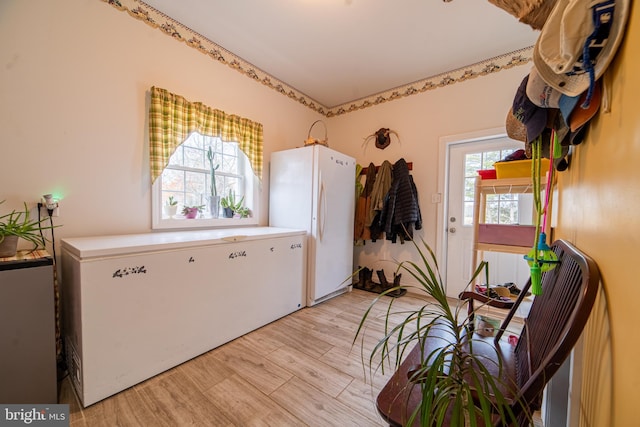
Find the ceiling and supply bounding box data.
[141,0,539,109]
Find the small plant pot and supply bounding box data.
[0,235,19,258]
[184,208,199,219]
[208,195,221,219]
[164,205,178,218]
[223,207,234,218]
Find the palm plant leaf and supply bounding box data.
[0,201,58,251]
[353,236,527,426]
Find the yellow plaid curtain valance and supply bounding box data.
[149,86,263,183]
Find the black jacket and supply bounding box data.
[378,158,422,243]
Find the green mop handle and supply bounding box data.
[530,138,543,295]
[531,264,542,295]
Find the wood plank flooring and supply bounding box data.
[58,289,538,426]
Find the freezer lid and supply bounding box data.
[61,226,306,259]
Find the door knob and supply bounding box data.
[449,227,456,233]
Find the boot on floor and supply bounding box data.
[377,269,406,297]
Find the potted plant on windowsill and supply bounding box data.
[220,191,234,218]
[220,190,249,218]
[354,237,528,426]
[233,205,251,219]
[220,190,251,219]
[164,196,178,218]
[207,147,221,219]
[0,201,58,258]
[181,204,204,219]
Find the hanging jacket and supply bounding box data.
[368,161,393,242]
[367,160,393,227]
[379,158,422,243]
[354,163,376,243]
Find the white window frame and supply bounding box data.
[151,137,259,230]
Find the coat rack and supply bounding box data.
[359,162,413,175]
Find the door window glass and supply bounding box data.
[463,149,517,226]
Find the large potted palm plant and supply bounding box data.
[354,237,528,426]
[0,201,57,257]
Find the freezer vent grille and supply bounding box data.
[65,337,83,397]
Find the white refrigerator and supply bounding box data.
[270,145,356,306]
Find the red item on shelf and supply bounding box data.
[478,169,497,179]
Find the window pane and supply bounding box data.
[482,151,502,169]
[485,201,499,223]
[185,132,204,149]
[210,138,223,154]
[185,171,206,204]
[221,176,240,199]
[184,146,204,169]
[464,201,474,225]
[168,146,183,166]
[499,200,519,224]
[222,142,237,155]
[500,193,518,201]
[163,169,184,192]
[464,177,475,202]
[465,153,481,175]
[222,155,238,174]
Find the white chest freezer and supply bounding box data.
[61,227,306,407]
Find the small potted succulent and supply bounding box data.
[164,196,178,218]
[181,204,204,219]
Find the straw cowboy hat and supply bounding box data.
[487,0,557,30]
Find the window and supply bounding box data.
[151,133,258,229]
[148,86,263,230]
[463,148,520,226]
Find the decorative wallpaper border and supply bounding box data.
[328,48,532,117]
[103,0,532,117]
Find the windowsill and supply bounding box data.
[152,216,259,230]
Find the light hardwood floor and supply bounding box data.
[58,289,538,426]
[60,289,428,426]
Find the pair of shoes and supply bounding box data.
[377,269,406,297]
[476,285,511,301]
[505,282,531,297]
[485,288,504,299]
[354,266,377,291]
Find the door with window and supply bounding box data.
[445,137,531,298]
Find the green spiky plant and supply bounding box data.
[354,236,530,426]
[220,190,249,218]
[0,201,58,254]
[207,146,219,197]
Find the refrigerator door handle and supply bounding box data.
[319,178,327,241]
